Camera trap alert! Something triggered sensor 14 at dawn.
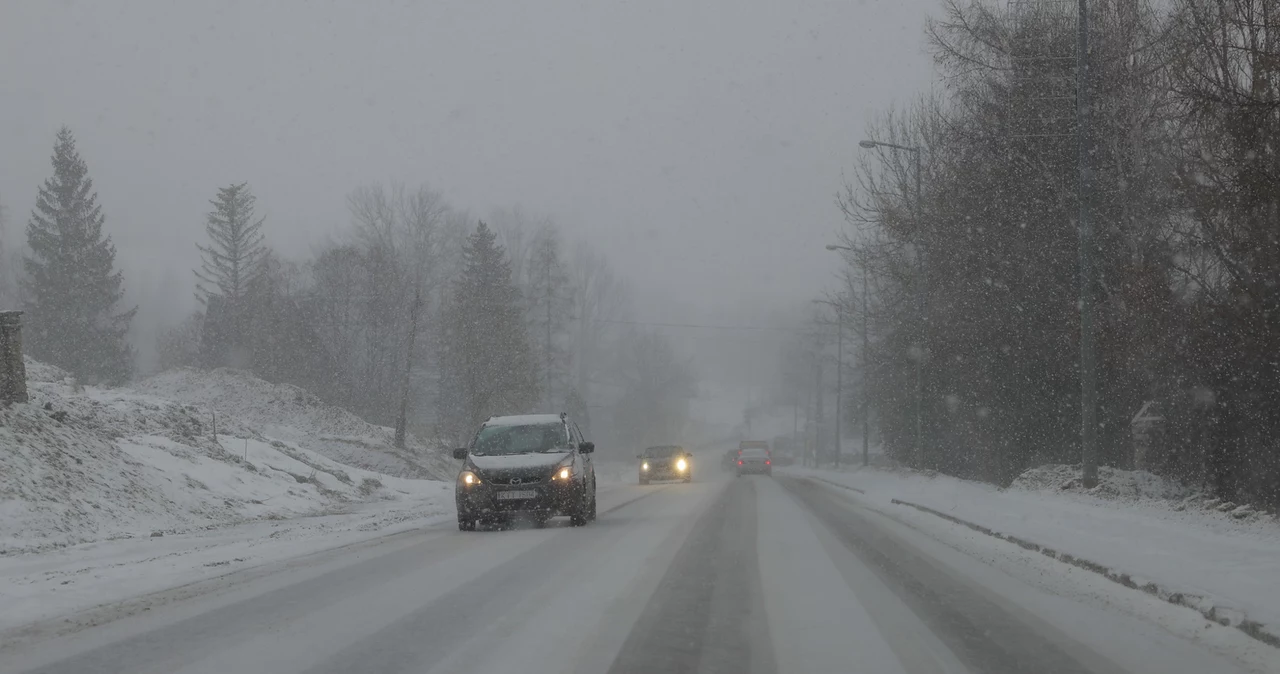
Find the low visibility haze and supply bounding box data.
[5,2,1280,672]
[0,0,933,395]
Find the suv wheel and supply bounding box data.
[588,487,598,521]
[570,488,590,527]
[458,516,476,532]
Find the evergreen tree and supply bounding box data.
[437,221,539,441]
[195,182,267,366]
[22,127,135,383]
[195,183,266,305]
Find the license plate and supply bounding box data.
[497,490,538,501]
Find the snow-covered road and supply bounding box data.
[1,476,1270,674]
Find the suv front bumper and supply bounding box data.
[456,480,582,519]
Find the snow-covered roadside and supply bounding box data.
[135,367,454,480]
[786,465,1280,649]
[2,359,454,555]
[0,491,454,640]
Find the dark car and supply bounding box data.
[638,445,692,484]
[736,446,772,476]
[721,448,740,472]
[453,413,597,531]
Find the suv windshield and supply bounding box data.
[472,423,571,456]
[644,446,683,458]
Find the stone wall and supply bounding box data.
[0,310,28,404]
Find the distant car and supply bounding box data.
[721,448,740,472]
[452,413,596,530]
[736,446,772,476]
[638,445,692,484]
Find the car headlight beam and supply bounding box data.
[676,458,688,472]
[641,462,649,471]
[459,471,481,486]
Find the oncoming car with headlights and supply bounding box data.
[452,414,597,531]
[638,445,692,484]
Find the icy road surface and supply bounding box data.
[1,476,1268,674]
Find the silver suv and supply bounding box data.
[452,413,597,530]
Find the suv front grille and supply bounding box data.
[484,471,549,485]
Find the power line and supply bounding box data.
[592,318,810,333]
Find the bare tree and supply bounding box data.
[569,240,629,407]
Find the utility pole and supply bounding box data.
[545,261,554,409]
[814,352,824,466]
[805,357,815,467]
[862,264,871,468]
[1077,0,1099,488]
[394,289,423,449]
[835,303,844,469]
[913,149,924,469]
[826,244,874,469]
[793,393,799,463]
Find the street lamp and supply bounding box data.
[859,138,924,468]
[812,297,845,469]
[826,244,871,468]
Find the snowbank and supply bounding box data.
[1011,463,1193,501]
[135,367,453,480]
[0,361,453,555]
[789,464,1280,646]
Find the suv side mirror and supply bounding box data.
[579,442,595,454]
[452,447,468,460]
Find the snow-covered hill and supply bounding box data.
[135,367,453,480]
[0,360,453,555]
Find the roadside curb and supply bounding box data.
[888,497,1280,650]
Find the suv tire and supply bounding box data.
[570,487,590,527]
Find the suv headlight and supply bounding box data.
[641,461,650,471]
[552,461,573,481]
[676,458,688,472]
[458,471,481,486]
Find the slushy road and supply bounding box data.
[1,474,1257,674]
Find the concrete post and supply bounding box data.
[0,310,28,404]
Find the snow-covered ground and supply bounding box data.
[0,493,454,639]
[1,355,647,647]
[1,359,453,555]
[135,367,454,480]
[788,463,1280,648]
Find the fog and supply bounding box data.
[4,4,1280,670]
[0,0,933,421]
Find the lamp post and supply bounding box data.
[826,244,870,468]
[858,138,924,467]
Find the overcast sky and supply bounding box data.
[1,0,935,369]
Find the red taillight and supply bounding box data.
[737,460,743,465]
[765,460,771,465]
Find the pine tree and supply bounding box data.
[437,221,539,440]
[195,182,266,366]
[22,127,136,384]
[195,182,266,305]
